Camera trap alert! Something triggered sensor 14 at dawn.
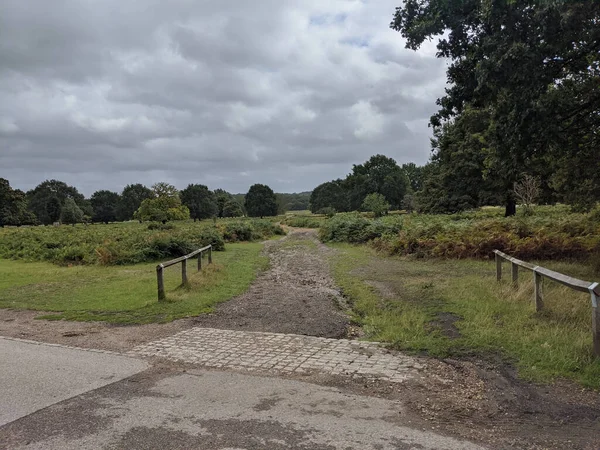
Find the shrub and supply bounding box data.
[248,219,285,238]
[223,221,253,242]
[0,218,279,266]
[283,216,324,228]
[320,208,600,261]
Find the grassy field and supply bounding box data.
[0,242,267,324]
[331,243,600,388]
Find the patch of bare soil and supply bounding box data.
[192,230,350,338]
[402,357,600,449]
[0,309,196,352]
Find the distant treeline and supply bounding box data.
[0,178,310,226]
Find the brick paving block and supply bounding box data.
[132,327,422,383]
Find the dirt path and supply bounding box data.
[191,230,350,337]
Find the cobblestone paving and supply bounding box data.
[131,327,423,383]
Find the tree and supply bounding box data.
[345,155,409,210]
[27,180,86,225]
[362,193,390,218]
[244,184,278,218]
[180,184,217,221]
[152,182,180,198]
[133,183,189,223]
[90,190,120,223]
[222,199,244,217]
[402,194,415,213]
[309,180,348,213]
[116,184,153,221]
[61,198,84,226]
[45,196,62,224]
[391,1,600,214]
[401,163,424,193]
[0,178,36,226]
[214,189,234,218]
[514,174,541,215]
[416,108,504,213]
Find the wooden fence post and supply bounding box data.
[511,262,519,288]
[590,283,600,357]
[534,269,543,311]
[157,265,165,302]
[208,246,212,264]
[198,253,202,271]
[181,257,188,286]
[495,252,502,281]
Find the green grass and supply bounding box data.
[331,243,600,389]
[0,242,267,324]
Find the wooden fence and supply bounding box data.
[494,250,600,356]
[156,245,212,301]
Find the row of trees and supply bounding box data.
[0,178,280,226]
[391,0,600,215]
[309,155,423,214]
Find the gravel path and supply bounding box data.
[191,230,350,338]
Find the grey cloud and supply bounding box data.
[0,0,447,196]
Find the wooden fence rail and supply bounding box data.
[494,250,600,357]
[156,245,212,301]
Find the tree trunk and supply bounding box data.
[505,198,516,217]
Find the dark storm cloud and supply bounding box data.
[0,0,447,196]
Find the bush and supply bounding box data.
[319,213,400,243]
[222,221,253,242]
[248,219,285,239]
[320,208,600,261]
[0,218,280,266]
[282,216,324,228]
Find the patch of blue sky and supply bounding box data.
[309,12,347,26]
[340,36,370,48]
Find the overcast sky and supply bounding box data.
[0,0,447,196]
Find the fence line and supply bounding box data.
[156,245,212,301]
[494,250,600,356]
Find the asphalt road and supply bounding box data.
[0,337,484,449]
[0,337,148,426]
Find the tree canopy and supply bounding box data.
[222,199,244,218]
[134,183,190,223]
[309,180,348,214]
[362,193,390,218]
[116,184,153,221]
[309,155,411,213]
[26,180,87,225]
[391,0,600,214]
[61,198,84,226]
[345,155,409,211]
[90,190,120,223]
[0,178,36,226]
[180,184,218,220]
[245,184,278,218]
